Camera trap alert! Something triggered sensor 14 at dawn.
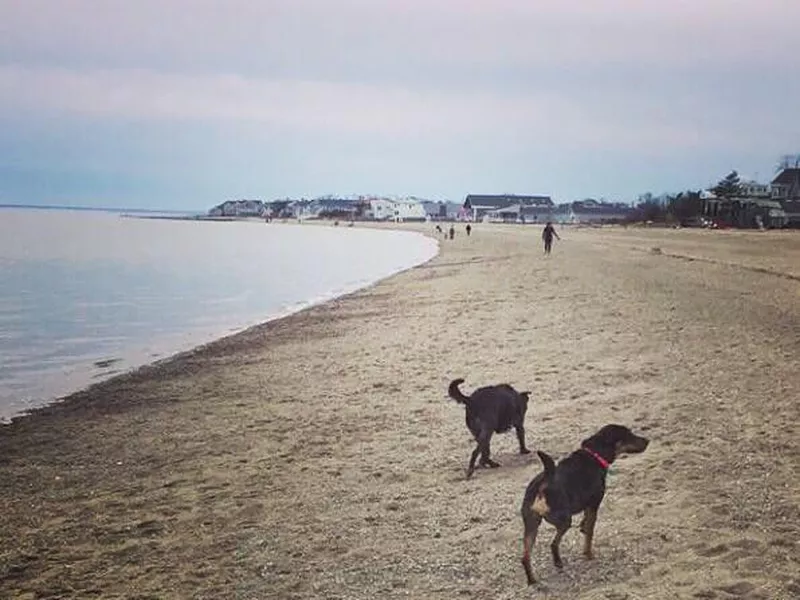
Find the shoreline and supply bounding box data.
[0,223,439,424]
[1,225,798,599]
[0,218,438,426]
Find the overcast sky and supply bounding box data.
[1,0,799,209]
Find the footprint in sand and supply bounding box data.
[694,542,729,557]
[715,581,758,597]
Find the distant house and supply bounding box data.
[463,194,552,222]
[421,201,445,219]
[771,168,800,200]
[771,168,800,226]
[700,170,797,228]
[554,199,633,224]
[747,199,789,228]
[739,179,771,198]
[295,198,360,220]
[265,200,296,219]
[701,194,787,229]
[421,200,463,220]
[779,200,800,227]
[369,197,426,222]
[208,199,266,217]
[486,203,554,223]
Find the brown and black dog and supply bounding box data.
[448,378,531,478]
[520,424,649,585]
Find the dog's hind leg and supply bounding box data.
[477,431,500,468]
[521,512,542,585]
[466,443,482,478]
[579,505,600,560]
[549,518,572,569]
[515,424,531,454]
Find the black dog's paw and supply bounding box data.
[520,448,531,455]
[486,460,501,468]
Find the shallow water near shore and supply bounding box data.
[0,208,438,421]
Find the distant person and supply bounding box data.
[542,221,560,255]
[435,224,443,234]
[466,224,472,236]
[449,225,455,240]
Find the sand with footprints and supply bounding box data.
[1,224,798,599]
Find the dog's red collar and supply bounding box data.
[582,446,610,469]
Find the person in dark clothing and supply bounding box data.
[542,222,560,255]
[466,224,472,236]
[449,225,455,240]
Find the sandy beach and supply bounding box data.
[1,224,798,600]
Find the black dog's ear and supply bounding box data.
[520,391,531,400]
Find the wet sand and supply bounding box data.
[1,225,798,599]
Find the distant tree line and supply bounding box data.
[632,170,747,224]
[631,190,703,224]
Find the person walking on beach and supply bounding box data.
[542,221,560,255]
[449,225,455,240]
[466,223,472,237]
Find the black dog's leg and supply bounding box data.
[478,431,500,468]
[521,512,542,585]
[467,430,496,477]
[465,419,486,478]
[579,505,600,560]
[550,518,571,569]
[515,424,531,454]
[466,443,481,479]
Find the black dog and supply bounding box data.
[447,378,531,478]
[520,424,649,585]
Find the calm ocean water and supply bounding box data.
[0,208,438,421]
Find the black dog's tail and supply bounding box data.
[447,378,471,404]
[536,451,556,479]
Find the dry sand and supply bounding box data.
[1,224,798,600]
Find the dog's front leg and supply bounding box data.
[579,506,599,560]
[515,425,531,454]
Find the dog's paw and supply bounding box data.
[520,448,532,455]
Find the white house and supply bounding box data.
[369,198,426,222]
[739,178,770,198]
[486,203,555,223]
[463,194,552,222]
[554,199,633,224]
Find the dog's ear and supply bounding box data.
[520,391,531,402]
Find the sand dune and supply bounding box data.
[1,224,798,599]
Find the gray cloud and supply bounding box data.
[1,0,799,205]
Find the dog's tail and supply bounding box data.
[536,451,556,479]
[447,378,471,404]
